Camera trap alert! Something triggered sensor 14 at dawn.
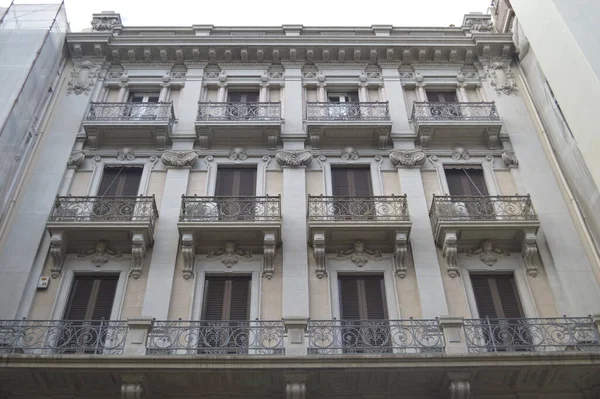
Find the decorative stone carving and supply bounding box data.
[448,379,471,399]
[484,58,518,96]
[50,233,66,278]
[130,234,146,279]
[229,147,248,161]
[117,148,136,161]
[263,232,276,279]
[394,232,408,278]
[207,242,252,268]
[181,233,195,279]
[464,72,478,79]
[171,72,186,79]
[67,152,85,169]
[451,145,471,160]
[389,149,426,168]
[91,14,121,32]
[466,240,510,266]
[78,241,123,267]
[501,151,519,168]
[399,72,415,79]
[269,71,284,79]
[337,241,382,267]
[522,232,539,277]
[121,383,142,399]
[303,72,317,79]
[464,17,494,33]
[286,381,306,399]
[366,71,381,79]
[442,232,459,277]
[276,150,313,167]
[67,59,101,95]
[340,146,359,161]
[161,150,198,168]
[313,232,326,278]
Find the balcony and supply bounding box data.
[305,102,392,149]
[412,102,503,149]
[307,319,443,355]
[46,196,158,277]
[147,320,285,355]
[464,317,600,353]
[0,319,127,355]
[83,102,175,150]
[195,102,282,149]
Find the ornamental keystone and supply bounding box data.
[389,149,426,168]
[275,150,313,167]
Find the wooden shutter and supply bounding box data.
[98,167,142,196]
[215,168,256,197]
[63,275,119,321]
[427,91,458,102]
[471,275,524,319]
[445,168,489,196]
[332,168,373,197]
[202,276,251,321]
[339,276,387,320]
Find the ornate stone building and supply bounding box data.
[1,8,600,399]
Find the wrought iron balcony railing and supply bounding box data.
[146,320,285,355]
[306,102,390,121]
[196,102,281,121]
[463,317,600,353]
[49,195,159,230]
[429,195,537,227]
[85,102,175,123]
[308,195,409,222]
[412,101,500,122]
[0,319,127,355]
[307,319,443,355]
[180,196,281,222]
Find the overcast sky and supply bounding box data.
[1,0,489,31]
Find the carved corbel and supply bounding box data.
[394,232,408,278]
[313,231,327,278]
[263,232,276,279]
[276,150,312,167]
[286,379,306,399]
[442,232,459,277]
[522,232,539,277]
[266,128,278,150]
[487,128,499,149]
[448,379,471,399]
[130,234,147,279]
[50,232,66,278]
[67,151,85,169]
[419,128,431,149]
[389,149,426,168]
[181,233,196,279]
[309,127,321,149]
[501,151,518,168]
[378,128,389,150]
[121,383,142,399]
[161,150,198,168]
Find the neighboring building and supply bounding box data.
[0,3,68,226]
[491,0,600,269]
[1,8,600,399]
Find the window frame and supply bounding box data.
[322,158,383,197]
[87,157,158,197]
[205,157,268,197]
[431,157,501,197]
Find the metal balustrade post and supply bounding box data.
[124,317,153,355]
[284,317,308,356]
[439,316,468,354]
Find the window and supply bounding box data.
[227,92,259,103]
[444,168,488,196]
[331,167,374,220]
[97,166,143,197]
[200,276,251,354]
[426,91,458,103]
[338,275,389,353]
[471,274,529,351]
[214,167,257,220]
[327,92,359,103]
[128,92,160,103]
[59,275,119,353]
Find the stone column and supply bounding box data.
[159,83,169,102]
[217,81,227,102]
[392,149,449,318]
[259,74,270,102]
[141,146,194,319]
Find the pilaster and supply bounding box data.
[381,65,411,134]
[282,64,304,135]
[176,64,205,137]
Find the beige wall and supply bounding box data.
[395,250,423,318]
[437,249,471,318]
[120,254,151,319]
[170,88,181,118]
[147,171,167,208]
[205,88,218,102]
[308,251,331,319]
[28,255,57,319]
[106,88,119,102]
[421,170,441,209]
[403,89,417,115]
[306,170,323,196]
[368,88,379,102]
[260,248,283,319]
[269,88,280,102]
[381,171,401,196]
[187,171,207,196]
[466,88,481,102]
[495,170,518,196]
[167,253,194,320]
[68,170,92,196]
[266,171,282,196]
[527,260,559,317]
[306,88,318,102]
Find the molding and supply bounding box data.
[442,232,459,277]
[130,234,147,279]
[207,242,252,267]
[50,232,66,278]
[313,231,327,278]
[389,149,425,168]
[181,233,196,279]
[77,240,123,268]
[465,240,510,266]
[161,150,198,168]
[275,150,313,167]
[394,232,408,278]
[336,240,382,267]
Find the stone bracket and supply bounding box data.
[313,231,326,278]
[446,371,471,399]
[181,232,196,279]
[522,231,539,277]
[130,234,147,279]
[50,232,66,278]
[263,231,276,279]
[442,231,459,277]
[285,374,307,399]
[394,232,408,278]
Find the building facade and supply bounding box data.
[1,9,600,399]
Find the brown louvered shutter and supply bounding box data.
[97,168,121,196]
[119,168,143,196]
[63,275,118,321]
[237,169,256,197]
[471,275,524,319]
[332,169,351,196]
[339,276,387,320]
[215,168,256,196]
[215,169,235,196]
[445,168,489,196]
[97,167,142,196]
[427,91,458,102]
[351,169,373,197]
[203,277,251,321]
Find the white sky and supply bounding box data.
[1,0,490,31]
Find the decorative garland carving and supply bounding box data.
[389,149,426,168]
[207,242,252,267]
[91,16,120,32]
[78,240,123,267]
[466,240,510,266]
[336,241,382,267]
[116,148,136,161]
[161,150,198,168]
[464,17,494,33]
[275,150,313,167]
[483,58,518,96]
